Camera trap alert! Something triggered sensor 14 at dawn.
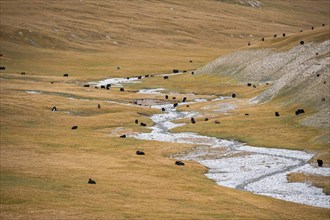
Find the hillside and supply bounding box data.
[0,0,329,219]
[196,28,330,129]
[1,0,330,76]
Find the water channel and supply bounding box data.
[93,75,330,208]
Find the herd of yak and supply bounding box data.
[0,24,328,185]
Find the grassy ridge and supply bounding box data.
[1,0,329,77]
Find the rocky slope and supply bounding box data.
[196,33,330,129]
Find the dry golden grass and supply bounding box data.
[287,173,330,195]
[1,0,329,77]
[173,97,329,159]
[1,81,329,218]
[250,27,330,51]
[1,75,330,219]
[128,73,268,97]
[1,0,330,219]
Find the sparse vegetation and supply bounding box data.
[287,173,330,195]
[1,0,329,219]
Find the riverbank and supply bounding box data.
[92,75,330,208]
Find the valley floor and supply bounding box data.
[1,71,329,219]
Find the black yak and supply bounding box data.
[175,161,185,166]
[317,159,323,167]
[136,151,145,155]
[88,178,96,184]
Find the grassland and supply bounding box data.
[1,0,329,219]
[1,74,329,220]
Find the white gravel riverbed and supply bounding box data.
[132,94,330,208]
[91,76,330,208]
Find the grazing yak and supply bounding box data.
[175,161,185,166]
[173,103,178,108]
[164,76,169,79]
[295,109,305,115]
[120,88,125,92]
[71,126,78,130]
[191,71,194,75]
[0,66,5,70]
[135,119,139,124]
[275,112,280,117]
[232,93,236,98]
[120,134,127,138]
[136,151,145,155]
[63,73,69,77]
[191,117,196,124]
[98,104,101,109]
[161,107,166,112]
[182,97,187,102]
[300,40,304,45]
[317,159,323,167]
[262,37,264,41]
[165,95,169,99]
[173,69,179,73]
[204,118,209,121]
[88,178,96,184]
[140,122,147,127]
[247,83,252,87]
[83,84,90,87]
[215,120,221,124]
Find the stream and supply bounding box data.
[94,75,330,208]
